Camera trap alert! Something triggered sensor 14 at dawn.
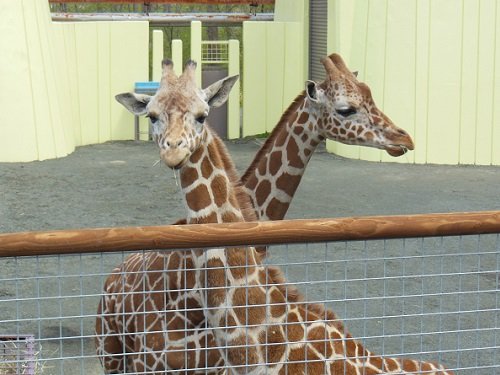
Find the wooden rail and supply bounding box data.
[1,211,500,257]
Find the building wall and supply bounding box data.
[326,0,500,165]
[0,0,148,162]
[242,0,308,137]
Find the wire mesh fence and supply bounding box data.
[201,41,229,64]
[1,223,498,374]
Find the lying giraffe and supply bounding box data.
[154,61,453,374]
[95,55,416,373]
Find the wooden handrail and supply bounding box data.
[1,211,499,257]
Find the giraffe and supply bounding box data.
[98,58,454,373]
[241,53,414,220]
[94,59,242,374]
[150,61,451,375]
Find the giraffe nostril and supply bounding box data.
[177,140,183,147]
[166,141,171,147]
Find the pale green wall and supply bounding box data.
[242,0,307,137]
[0,0,148,162]
[326,0,500,165]
[227,40,241,139]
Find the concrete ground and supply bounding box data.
[1,139,499,374]
[2,140,500,234]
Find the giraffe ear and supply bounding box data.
[305,80,321,103]
[203,74,239,108]
[115,93,151,115]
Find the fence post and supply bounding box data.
[190,21,202,85]
[152,30,163,81]
[171,39,183,76]
[227,39,240,139]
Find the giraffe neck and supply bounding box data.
[180,129,254,225]
[241,93,323,221]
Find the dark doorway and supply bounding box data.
[202,66,228,139]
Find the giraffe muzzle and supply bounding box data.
[160,148,190,169]
[385,128,415,156]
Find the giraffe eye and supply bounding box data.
[147,114,159,124]
[196,115,207,123]
[336,107,357,117]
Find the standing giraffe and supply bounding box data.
[151,61,452,374]
[95,55,416,373]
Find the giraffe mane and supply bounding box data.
[240,91,307,185]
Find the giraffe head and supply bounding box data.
[115,59,238,169]
[306,53,414,156]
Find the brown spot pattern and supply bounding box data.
[206,258,228,307]
[284,312,304,342]
[269,151,282,176]
[233,286,266,326]
[180,167,198,188]
[307,326,333,357]
[287,137,304,168]
[266,198,289,221]
[221,212,239,223]
[227,336,259,367]
[190,147,204,164]
[258,325,286,365]
[255,180,271,207]
[207,142,223,169]
[185,184,211,212]
[269,287,286,318]
[275,131,288,147]
[201,157,213,179]
[297,111,309,124]
[276,173,301,197]
[210,175,228,207]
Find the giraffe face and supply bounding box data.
[306,54,414,157]
[115,60,238,169]
[147,85,209,169]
